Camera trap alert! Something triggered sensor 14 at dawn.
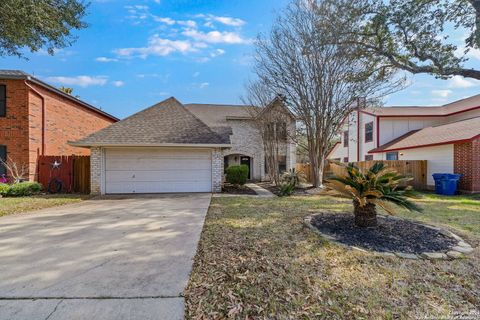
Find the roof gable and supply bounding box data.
[71,97,230,146]
[369,116,480,153]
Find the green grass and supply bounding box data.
[0,194,89,217]
[185,193,480,319]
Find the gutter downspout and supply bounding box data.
[357,108,360,162]
[24,81,46,155]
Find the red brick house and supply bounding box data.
[0,70,118,181]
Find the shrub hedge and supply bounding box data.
[0,182,42,197]
[226,165,249,185]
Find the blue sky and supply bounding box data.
[1,0,480,119]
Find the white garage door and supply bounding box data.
[104,148,212,194]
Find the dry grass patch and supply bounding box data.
[0,194,88,217]
[185,194,480,319]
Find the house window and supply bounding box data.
[343,157,349,163]
[365,155,373,161]
[343,131,349,147]
[0,145,6,175]
[0,85,6,117]
[386,152,398,160]
[365,122,373,143]
[277,122,287,140]
[278,155,287,173]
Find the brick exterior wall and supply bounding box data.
[212,148,223,193]
[0,79,116,181]
[90,147,103,195]
[454,138,480,193]
[0,79,30,179]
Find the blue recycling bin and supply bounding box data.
[432,173,462,195]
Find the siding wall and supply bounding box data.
[396,145,454,186]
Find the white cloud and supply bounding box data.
[95,57,118,62]
[448,75,480,88]
[178,20,197,28]
[196,14,246,27]
[199,82,209,88]
[153,16,175,25]
[115,35,196,58]
[125,5,150,23]
[182,28,249,44]
[45,76,108,87]
[112,80,125,87]
[210,48,225,57]
[210,16,245,27]
[431,89,453,98]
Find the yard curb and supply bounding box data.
[303,214,474,260]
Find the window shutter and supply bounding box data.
[0,145,6,175]
[0,85,6,117]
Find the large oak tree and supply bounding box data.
[342,0,480,79]
[0,0,88,58]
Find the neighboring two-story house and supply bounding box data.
[71,96,296,194]
[328,94,480,193]
[0,70,118,181]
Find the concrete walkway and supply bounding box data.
[245,183,276,197]
[0,193,211,320]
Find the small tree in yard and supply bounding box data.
[328,162,422,227]
[252,0,403,187]
[0,157,28,183]
[243,81,292,186]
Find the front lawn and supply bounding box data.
[0,194,88,217]
[185,193,480,319]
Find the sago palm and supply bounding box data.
[327,162,422,227]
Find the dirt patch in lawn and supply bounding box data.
[311,213,457,253]
[222,183,256,195]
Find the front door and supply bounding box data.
[240,156,251,179]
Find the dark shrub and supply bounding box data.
[226,165,249,185]
[278,169,304,196]
[6,182,42,197]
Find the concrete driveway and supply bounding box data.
[0,193,211,320]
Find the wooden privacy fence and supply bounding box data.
[299,160,427,190]
[38,155,90,194]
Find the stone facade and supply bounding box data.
[90,147,103,195]
[223,117,296,181]
[223,119,265,180]
[212,148,223,193]
[0,79,116,181]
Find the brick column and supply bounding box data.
[90,147,103,195]
[454,138,480,193]
[212,148,223,193]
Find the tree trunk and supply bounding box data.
[353,201,377,227]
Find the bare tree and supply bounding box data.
[243,80,293,185]
[0,156,29,183]
[252,0,403,187]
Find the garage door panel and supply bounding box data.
[105,181,210,193]
[105,148,211,159]
[105,170,212,182]
[104,148,212,194]
[106,158,211,171]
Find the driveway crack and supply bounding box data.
[45,299,63,320]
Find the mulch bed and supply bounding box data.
[256,181,316,196]
[222,183,257,195]
[311,213,457,254]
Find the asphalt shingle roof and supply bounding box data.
[369,116,480,153]
[365,94,480,116]
[71,97,231,146]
